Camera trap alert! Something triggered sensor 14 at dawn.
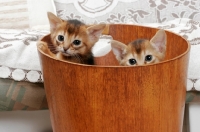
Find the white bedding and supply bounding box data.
[0,29,48,82]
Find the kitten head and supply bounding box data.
[47,12,106,57]
[110,29,167,66]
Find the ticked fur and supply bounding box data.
[43,12,106,65]
[111,29,167,66]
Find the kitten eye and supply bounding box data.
[145,55,152,62]
[129,59,137,65]
[73,40,81,46]
[58,35,64,41]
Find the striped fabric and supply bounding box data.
[0,0,29,29]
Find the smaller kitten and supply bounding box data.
[110,29,167,66]
[39,12,106,65]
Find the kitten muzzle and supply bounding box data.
[61,47,72,56]
[62,52,72,56]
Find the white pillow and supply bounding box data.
[27,0,56,30]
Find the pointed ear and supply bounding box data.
[47,12,62,32]
[150,29,167,53]
[87,24,106,43]
[110,40,127,62]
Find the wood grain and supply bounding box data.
[37,24,190,132]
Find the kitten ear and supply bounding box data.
[87,24,106,43]
[47,12,62,32]
[150,29,167,53]
[110,40,127,62]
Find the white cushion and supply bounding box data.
[27,0,56,30]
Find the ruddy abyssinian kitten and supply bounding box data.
[110,29,167,66]
[40,12,106,65]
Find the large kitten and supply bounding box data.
[41,12,106,65]
[110,29,166,66]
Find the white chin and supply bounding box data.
[62,52,71,56]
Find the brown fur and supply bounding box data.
[40,12,106,65]
[111,29,167,66]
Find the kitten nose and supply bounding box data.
[63,47,68,52]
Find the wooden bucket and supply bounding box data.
[37,24,190,132]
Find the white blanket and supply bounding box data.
[0,29,48,82]
[0,18,199,91]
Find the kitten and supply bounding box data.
[110,29,166,66]
[39,12,106,65]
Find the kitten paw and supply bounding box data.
[37,42,51,56]
[37,42,48,51]
[37,42,57,58]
